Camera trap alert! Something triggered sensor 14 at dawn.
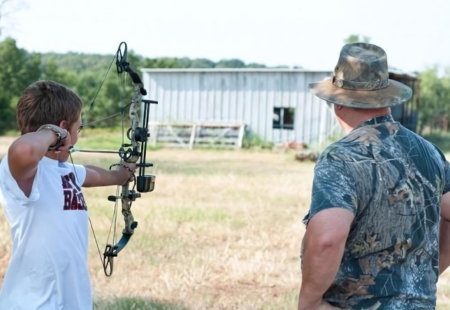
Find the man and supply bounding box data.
[298,43,450,309]
[0,80,135,309]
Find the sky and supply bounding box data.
[0,0,449,73]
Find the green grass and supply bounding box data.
[242,132,274,149]
[162,207,247,228]
[71,147,303,177]
[75,130,162,152]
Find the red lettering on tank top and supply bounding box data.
[61,172,87,211]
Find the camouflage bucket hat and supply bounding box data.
[309,43,412,108]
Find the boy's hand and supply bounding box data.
[119,162,136,185]
[56,130,72,153]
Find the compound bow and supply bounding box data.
[72,42,157,276]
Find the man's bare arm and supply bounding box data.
[439,192,450,275]
[298,208,354,310]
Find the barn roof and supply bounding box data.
[141,68,331,73]
[141,67,418,80]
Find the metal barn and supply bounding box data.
[141,68,418,149]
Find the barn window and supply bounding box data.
[273,107,295,130]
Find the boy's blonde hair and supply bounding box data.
[16,80,83,135]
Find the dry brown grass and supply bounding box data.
[1,143,450,309]
[79,149,312,309]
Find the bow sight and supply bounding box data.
[118,99,157,194]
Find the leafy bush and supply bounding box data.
[242,132,273,149]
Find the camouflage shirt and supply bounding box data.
[303,115,450,309]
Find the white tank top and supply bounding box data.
[0,155,92,309]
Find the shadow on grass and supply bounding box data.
[94,297,186,310]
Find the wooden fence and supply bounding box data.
[149,122,246,149]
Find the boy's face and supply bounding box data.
[56,114,82,162]
[68,115,82,147]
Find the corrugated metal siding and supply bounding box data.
[142,69,342,147]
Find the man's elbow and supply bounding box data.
[303,208,353,254]
[305,232,348,255]
[317,234,347,250]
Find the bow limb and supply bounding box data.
[102,180,139,276]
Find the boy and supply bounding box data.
[0,80,134,309]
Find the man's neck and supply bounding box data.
[338,107,391,133]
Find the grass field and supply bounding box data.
[1,135,450,309]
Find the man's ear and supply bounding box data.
[59,120,68,130]
[333,104,343,114]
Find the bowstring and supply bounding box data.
[68,152,103,266]
[106,62,129,253]
[105,183,120,251]
[71,106,130,271]
[89,54,116,110]
[83,51,119,268]
[83,49,122,129]
[82,112,123,128]
[70,46,133,271]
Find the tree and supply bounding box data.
[0,36,295,132]
[418,66,450,134]
[344,34,371,44]
[247,63,267,68]
[189,58,215,68]
[41,57,77,87]
[0,37,41,132]
[215,59,246,68]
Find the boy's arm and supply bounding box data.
[8,131,59,182]
[439,192,450,274]
[83,163,135,188]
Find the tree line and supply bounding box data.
[0,37,280,133]
[0,37,449,135]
